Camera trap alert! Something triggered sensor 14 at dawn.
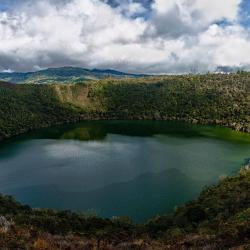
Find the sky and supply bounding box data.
[0,0,250,73]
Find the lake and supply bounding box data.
[0,121,250,222]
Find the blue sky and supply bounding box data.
[0,0,250,73]
[106,0,153,10]
[240,0,250,27]
[0,0,20,12]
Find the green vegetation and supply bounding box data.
[0,73,250,140]
[0,82,80,140]
[83,74,250,132]
[0,166,249,249]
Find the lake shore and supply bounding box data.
[0,166,249,249]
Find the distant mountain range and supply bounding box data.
[0,67,146,84]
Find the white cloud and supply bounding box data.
[199,24,250,67]
[0,0,249,73]
[151,0,241,38]
[0,0,147,71]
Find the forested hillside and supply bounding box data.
[0,73,249,140]
[0,82,80,140]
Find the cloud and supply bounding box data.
[0,0,148,71]
[151,0,241,38]
[0,0,249,73]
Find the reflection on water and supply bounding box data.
[8,169,202,222]
[0,121,250,222]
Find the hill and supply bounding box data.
[0,73,249,140]
[0,67,145,84]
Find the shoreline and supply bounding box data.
[0,115,249,143]
[0,166,248,249]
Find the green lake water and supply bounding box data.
[0,121,250,222]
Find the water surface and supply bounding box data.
[0,121,250,222]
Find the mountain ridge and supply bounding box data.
[0,66,147,84]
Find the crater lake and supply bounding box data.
[0,121,250,222]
